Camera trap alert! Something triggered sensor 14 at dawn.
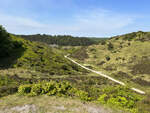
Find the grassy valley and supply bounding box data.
[71,31,150,113]
[71,31,150,91]
[0,26,150,113]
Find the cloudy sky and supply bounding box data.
[0,0,150,37]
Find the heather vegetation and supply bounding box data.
[72,31,150,91]
[0,25,87,97]
[0,25,150,113]
[71,31,150,113]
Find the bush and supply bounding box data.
[75,90,92,101]
[18,81,93,101]
[18,84,32,95]
[97,86,142,109]
[56,81,72,95]
[105,56,110,61]
[42,81,56,94]
[30,83,43,96]
[107,42,114,50]
[18,81,73,97]
[97,94,108,104]
[101,41,106,45]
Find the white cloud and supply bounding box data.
[0,14,46,34]
[71,9,135,36]
[0,9,136,36]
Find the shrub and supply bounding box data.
[97,86,142,109]
[105,56,110,61]
[101,41,106,45]
[55,81,72,96]
[18,81,73,97]
[18,84,32,95]
[42,81,56,94]
[67,88,78,97]
[75,90,92,101]
[18,81,93,101]
[107,42,114,50]
[30,83,43,96]
[97,94,108,104]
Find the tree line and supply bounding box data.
[17,34,98,46]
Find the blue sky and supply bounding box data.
[0,0,150,37]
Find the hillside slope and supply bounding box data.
[0,30,86,75]
[0,26,87,97]
[71,31,150,93]
[1,26,150,113]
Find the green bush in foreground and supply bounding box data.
[18,81,72,96]
[18,81,143,112]
[18,84,32,95]
[18,81,92,101]
[97,86,142,112]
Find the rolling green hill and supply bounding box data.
[0,26,86,75]
[1,26,150,113]
[0,25,87,97]
[70,31,150,113]
[72,31,150,91]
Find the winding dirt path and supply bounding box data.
[65,55,146,95]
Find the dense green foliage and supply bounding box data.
[17,34,98,46]
[18,81,92,101]
[98,86,142,110]
[0,26,25,67]
[18,81,143,112]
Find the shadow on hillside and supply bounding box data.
[0,42,26,69]
[131,56,150,75]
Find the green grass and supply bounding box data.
[9,35,87,75]
[71,32,150,91]
[0,32,88,98]
[1,26,150,113]
[70,31,150,113]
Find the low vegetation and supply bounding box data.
[18,80,143,112]
[0,25,150,113]
[71,31,150,113]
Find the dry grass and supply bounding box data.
[0,95,124,113]
[0,68,50,79]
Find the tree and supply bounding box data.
[0,25,11,57]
